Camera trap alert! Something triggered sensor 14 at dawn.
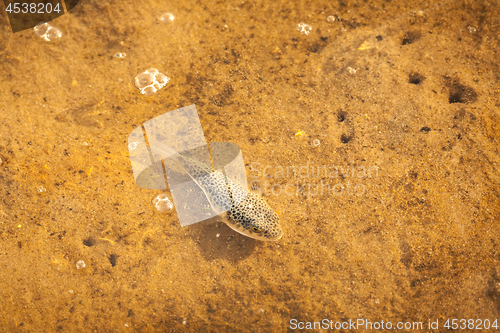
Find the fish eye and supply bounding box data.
[251,226,262,233]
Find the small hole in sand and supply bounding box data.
[109,254,119,267]
[448,83,477,104]
[340,134,353,143]
[83,237,96,247]
[409,73,425,84]
[337,110,346,122]
[402,31,420,45]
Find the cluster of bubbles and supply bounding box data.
[76,260,86,269]
[135,68,170,96]
[157,12,175,24]
[297,23,312,35]
[128,141,139,151]
[33,23,62,41]
[34,15,175,93]
[152,194,174,213]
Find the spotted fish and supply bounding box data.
[150,139,283,241]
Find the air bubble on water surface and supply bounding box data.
[297,23,312,35]
[158,12,175,24]
[313,139,320,147]
[114,52,126,59]
[128,141,139,151]
[76,260,86,269]
[467,26,477,33]
[134,68,170,96]
[326,15,336,23]
[33,23,62,41]
[152,194,174,214]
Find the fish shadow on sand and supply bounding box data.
[188,216,258,263]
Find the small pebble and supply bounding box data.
[152,194,174,214]
[158,12,175,24]
[135,68,170,96]
[76,260,86,269]
[297,23,312,35]
[33,22,62,41]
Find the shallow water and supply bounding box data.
[0,0,499,331]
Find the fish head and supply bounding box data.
[227,193,283,241]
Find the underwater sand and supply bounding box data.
[0,0,499,331]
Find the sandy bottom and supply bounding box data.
[0,0,499,331]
